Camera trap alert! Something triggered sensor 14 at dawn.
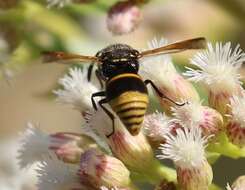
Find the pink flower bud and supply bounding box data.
[78,148,131,189]
[107,1,142,35]
[171,101,223,138]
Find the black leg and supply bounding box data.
[87,63,94,81]
[91,91,106,110]
[99,98,115,138]
[95,69,104,89]
[144,79,185,106]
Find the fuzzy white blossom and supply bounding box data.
[17,122,52,168]
[185,42,245,90]
[54,67,98,112]
[140,38,176,80]
[143,111,172,141]
[158,127,209,168]
[36,156,81,190]
[185,42,245,115]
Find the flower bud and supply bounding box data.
[226,95,245,148]
[185,42,245,116]
[143,112,172,146]
[171,101,223,138]
[36,157,85,190]
[140,38,199,114]
[18,123,97,167]
[158,127,213,190]
[49,132,97,163]
[78,148,131,189]
[107,1,142,35]
[176,160,212,190]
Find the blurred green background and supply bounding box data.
[0,0,244,189]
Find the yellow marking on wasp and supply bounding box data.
[109,91,148,108]
[107,73,142,85]
[123,117,143,124]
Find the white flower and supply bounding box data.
[143,111,172,141]
[140,37,176,81]
[171,101,223,137]
[157,127,209,169]
[185,42,245,92]
[47,0,72,8]
[0,139,38,190]
[17,122,52,168]
[36,156,81,190]
[53,67,98,112]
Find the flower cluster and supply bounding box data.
[17,38,245,190]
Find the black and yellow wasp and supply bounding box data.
[43,37,206,137]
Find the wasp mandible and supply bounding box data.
[43,37,206,137]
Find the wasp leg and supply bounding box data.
[91,91,106,110]
[144,79,185,106]
[98,98,115,138]
[87,63,94,81]
[95,69,104,89]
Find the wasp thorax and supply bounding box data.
[96,44,140,79]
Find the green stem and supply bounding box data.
[207,132,245,159]
[143,159,177,184]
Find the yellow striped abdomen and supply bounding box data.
[109,91,149,135]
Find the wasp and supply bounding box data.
[43,37,206,137]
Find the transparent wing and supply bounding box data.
[42,51,100,64]
[139,37,206,57]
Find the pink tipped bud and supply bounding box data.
[172,101,223,138]
[177,160,212,190]
[185,42,245,116]
[143,112,173,146]
[78,148,131,189]
[107,1,142,35]
[158,128,213,190]
[49,132,97,163]
[226,95,245,148]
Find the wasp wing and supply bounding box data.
[42,51,100,64]
[139,37,206,57]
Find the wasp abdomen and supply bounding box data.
[106,74,148,135]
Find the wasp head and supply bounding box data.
[96,44,140,79]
